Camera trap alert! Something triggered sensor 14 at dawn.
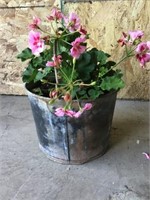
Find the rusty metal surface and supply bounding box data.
[67,92,117,163]
[26,84,117,164]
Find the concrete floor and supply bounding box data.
[0,95,149,200]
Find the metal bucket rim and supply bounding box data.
[25,82,118,103]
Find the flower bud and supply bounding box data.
[63,92,72,102]
[49,90,58,98]
[43,36,50,45]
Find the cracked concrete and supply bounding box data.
[0,95,149,200]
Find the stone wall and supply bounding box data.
[0,0,149,99]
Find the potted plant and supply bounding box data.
[17,7,149,164]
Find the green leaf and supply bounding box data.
[41,48,53,61]
[100,73,125,91]
[34,67,52,82]
[98,61,117,78]
[75,88,88,99]
[32,56,43,67]
[88,89,98,99]
[78,90,86,95]
[61,52,72,67]
[76,52,97,82]
[34,71,44,82]
[103,61,116,68]
[22,64,38,83]
[71,87,80,99]
[17,48,33,61]
[57,40,70,54]
[76,52,91,69]
[96,50,109,65]
[88,87,104,100]
[99,67,109,77]
[61,66,78,82]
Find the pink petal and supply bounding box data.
[52,55,62,65]
[46,61,55,67]
[142,152,150,160]
[28,16,41,30]
[71,37,86,46]
[47,8,64,21]
[83,103,93,111]
[55,108,65,117]
[73,110,83,118]
[136,53,150,68]
[64,12,80,32]
[65,110,76,117]
[28,30,44,56]
[136,42,148,53]
[79,26,87,35]
[129,30,144,41]
[117,32,128,47]
[147,41,150,49]
[70,37,86,58]
[70,47,81,59]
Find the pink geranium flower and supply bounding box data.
[74,103,92,118]
[83,103,93,111]
[136,42,149,53]
[29,16,41,30]
[129,30,144,42]
[55,107,75,118]
[136,54,150,68]
[28,30,44,56]
[117,32,128,47]
[79,26,87,35]
[65,110,76,118]
[70,37,86,59]
[136,42,150,67]
[55,103,93,118]
[64,13,80,32]
[46,55,62,67]
[47,8,64,21]
[73,110,83,118]
[55,108,65,117]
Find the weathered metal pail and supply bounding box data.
[25,83,117,164]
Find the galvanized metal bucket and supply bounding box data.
[25,83,117,164]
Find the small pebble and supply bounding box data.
[136,140,140,144]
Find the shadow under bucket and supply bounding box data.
[26,83,117,164]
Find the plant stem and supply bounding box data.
[59,67,70,82]
[61,31,78,38]
[71,58,76,82]
[75,94,82,110]
[99,47,136,78]
[114,47,137,68]
[62,39,72,46]
[53,40,59,90]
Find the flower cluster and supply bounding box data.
[28,12,87,60]
[55,103,92,118]
[17,7,149,118]
[118,30,150,67]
